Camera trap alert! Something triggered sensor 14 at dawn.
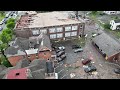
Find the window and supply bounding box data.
[65,32,71,37]
[56,27,63,32]
[72,25,78,30]
[57,33,63,38]
[36,54,38,58]
[49,28,56,33]
[71,32,77,36]
[32,30,39,35]
[50,34,56,39]
[40,29,47,34]
[28,55,30,58]
[65,26,71,31]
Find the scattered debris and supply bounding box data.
[91,62,95,64]
[99,64,102,67]
[81,58,84,61]
[92,71,98,75]
[70,73,75,78]
[83,65,88,68]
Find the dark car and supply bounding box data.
[82,59,91,65]
[57,54,66,62]
[72,45,81,49]
[84,65,97,73]
[113,68,120,74]
[56,49,61,53]
[57,51,65,57]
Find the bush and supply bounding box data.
[104,23,111,29]
[0,54,12,67]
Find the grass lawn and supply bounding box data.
[0,14,5,22]
[101,26,120,39]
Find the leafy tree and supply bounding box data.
[6,22,15,29]
[0,41,7,57]
[0,54,12,67]
[2,28,13,36]
[104,23,111,29]
[7,18,15,24]
[0,32,12,45]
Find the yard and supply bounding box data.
[88,12,120,39]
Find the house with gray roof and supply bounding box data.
[92,33,120,63]
[2,59,57,79]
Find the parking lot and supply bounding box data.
[53,23,120,79]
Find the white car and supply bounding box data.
[58,46,65,50]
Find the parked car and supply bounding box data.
[0,27,3,31]
[74,48,83,53]
[113,68,120,74]
[57,54,66,62]
[56,49,61,53]
[57,51,65,57]
[92,34,97,37]
[72,45,81,49]
[58,46,65,50]
[0,21,3,25]
[82,59,91,65]
[84,65,97,73]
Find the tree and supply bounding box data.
[6,22,15,30]
[0,31,12,45]
[0,54,12,67]
[2,28,13,36]
[7,18,15,24]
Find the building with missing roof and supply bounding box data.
[14,11,85,40]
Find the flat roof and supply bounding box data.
[92,33,120,57]
[16,11,82,29]
[25,49,38,55]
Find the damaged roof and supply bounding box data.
[4,46,26,57]
[38,34,51,51]
[92,33,120,57]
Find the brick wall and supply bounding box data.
[27,54,37,61]
[15,29,32,38]
[38,51,51,60]
[8,55,25,66]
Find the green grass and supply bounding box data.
[0,14,5,22]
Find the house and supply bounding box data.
[14,11,85,40]
[92,33,120,63]
[110,19,120,30]
[5,34,53,66]
[5,68,33,79]
[3,59,57,79]
[104,11,120,15]
[4,46,26,66]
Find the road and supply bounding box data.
[0,11,18,34]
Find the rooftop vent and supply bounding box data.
[16,73,20,76]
